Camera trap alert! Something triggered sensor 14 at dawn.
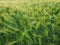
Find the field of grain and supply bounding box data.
[0,0,60,45]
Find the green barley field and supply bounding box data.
[0,0,60,45]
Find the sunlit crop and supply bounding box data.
[0,0,60,45]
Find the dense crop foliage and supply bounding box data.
[0,1,60,45]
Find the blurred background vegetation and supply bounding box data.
[0,0,60,45]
